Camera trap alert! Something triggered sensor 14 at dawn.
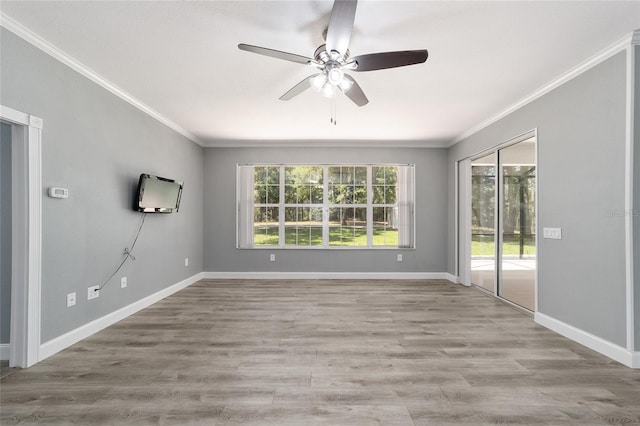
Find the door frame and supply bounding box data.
[457,129,538,312]
[1,105,42,367]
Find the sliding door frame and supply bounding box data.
[458,129,538,313]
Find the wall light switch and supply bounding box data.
[67,292,76,307]
[184,258,189,267]
[543,227,562,239]
[48,187,69,199]
[121,277,127,288]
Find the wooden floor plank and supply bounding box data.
[2,279,639,425]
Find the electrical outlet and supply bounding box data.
[67,292,76,307]
[270,253,276,262]
[87,285,100,300]
[184,257,189,267]
[121,277,127,288]
[397,254,403,262]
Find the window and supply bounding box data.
[238,164,414,249]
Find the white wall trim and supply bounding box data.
[1,105,42,368]
[0,13,202,147]
[204,272,454,281]
[450,32,633,146]
[0,344,10,361]
[39,273,203,362]
[535,312,639,369]
[625,40,636,353]
[203,139,449,149]
[444,273,458,283]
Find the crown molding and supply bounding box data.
[449,31,636,147]
[0,13,203,147]
[201,138,449,149]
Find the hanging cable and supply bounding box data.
[95,213,147,292]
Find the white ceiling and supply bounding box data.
[1,1,639,147]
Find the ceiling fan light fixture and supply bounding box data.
[310,73,327,91]
[322,82,336,98]
[338,77,353,93]
[327,68,344,86]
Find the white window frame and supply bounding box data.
[237,163,415,249]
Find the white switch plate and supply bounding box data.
[48,187,69,199]
[67,292,76,307]
[184,258,189,267]
[121,277,127,288]
[543,227,562,239]
[270,254,275,262]
[88,285,100,300]
[397,254,403,262]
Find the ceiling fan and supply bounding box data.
[238,0,428,107]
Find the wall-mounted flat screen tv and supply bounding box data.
[134,173,183,213]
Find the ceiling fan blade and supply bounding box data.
[350,50,429,71]
[280,75,318,101]
[341,74,368,107]
[238,43,312,65]
[325,0,357,57]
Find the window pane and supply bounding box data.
[354,167,367,185]
[254,186,266,204]
[384,166,397,184]
[285,207,323,246]
[329,207,367,246]
[267,185,279,204]
[385,186,396,204]
[328,184,347,204]
[353,185,367,204]
[373,185,384,204]
[343,167,354,184]
[254,167,267,184]
[310,185,323,204]
[284,185,297,203]
[373,207,398,246]
[254,206,279,246]
[297,186,310,204]
[328,167,341,184]
[266,166,279,184]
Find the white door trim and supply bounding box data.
[1,105,42,368]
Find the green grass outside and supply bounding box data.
[472,234,535,256]
[253,225,399,247]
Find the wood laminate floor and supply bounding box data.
[1,279,639,425]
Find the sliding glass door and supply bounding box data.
[498,140,536,310]
[470,153,496,292]
[467,136,536,311]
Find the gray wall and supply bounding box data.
[204,147,448,274]
[635,45,640,352]
[448,52,628,346]
[0,29,204,343]
[1,123,11,344]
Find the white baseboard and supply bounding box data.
[39,272,204,362]
[535,312,639,368]
[444,273,460,284]
[203,272,454,280]
[0,343,9,360]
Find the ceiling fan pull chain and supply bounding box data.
[333,98,337,126]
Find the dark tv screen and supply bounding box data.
[134,174,183,213]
